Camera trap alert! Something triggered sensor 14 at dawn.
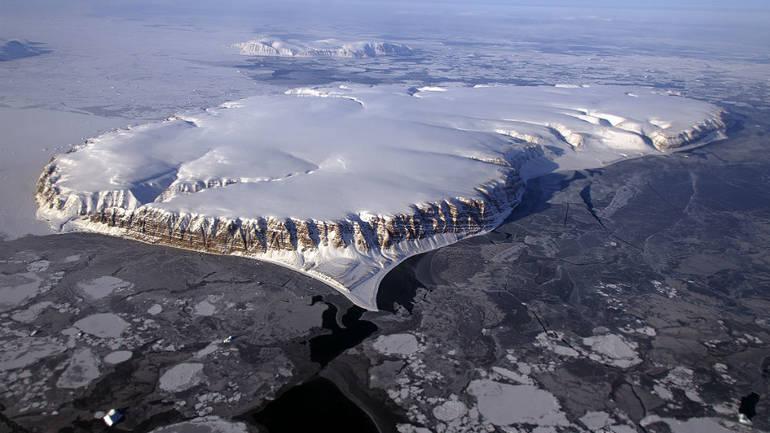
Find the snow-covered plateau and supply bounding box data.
[233,38,413,58]
[35,84,727,309]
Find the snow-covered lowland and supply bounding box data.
[35,84,727,309]
[233,37,413,58]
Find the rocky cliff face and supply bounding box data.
[36,163,525,309]
[649,115,727,151]
[37,166,522,262]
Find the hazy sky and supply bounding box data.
[3,0,770,15]
[2,0,769,57]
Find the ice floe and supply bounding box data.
[159,362,205,393]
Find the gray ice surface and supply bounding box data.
[0,272,42,312]
[77,276,133,299]
[56,348,100,389]
[148,416,249,433]
[0,337,66,371]
[372,333,420,356]
[159,362,205,393]
[103,350,132,365]
[73,313,129,338]
[193,300,216,316]
[466,380,569,427]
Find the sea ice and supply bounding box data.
[148,416,249,433]
[104,350,133,365]
[77,276,133,300]
[159,362,205,392]
[466,379,570,427]
[73,313,130,339]
[372,333,421,356]
[582,333,642,368]
[56,348,101,389]
[10,301,53,323]
[193,300,216,316]
[580,411,611,430]
[432,399,468,422]
[147,304,163,315]
[0,337,66,371]
[0,272,42,312]
[641,416,736,433]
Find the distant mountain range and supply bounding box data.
[233,38,414,58]
[0,40,50,62]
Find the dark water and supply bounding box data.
[308,296,378,366]
[377,254,425,313]
[251,377,379,433]
[740,392,760,420]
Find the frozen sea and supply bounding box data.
[1,1,770,432]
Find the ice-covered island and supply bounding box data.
[36,84,726,309]
[233,37,414,58]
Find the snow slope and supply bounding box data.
[36,84,726,309]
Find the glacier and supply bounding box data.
[35,84,726,310]
[233,38,414,58]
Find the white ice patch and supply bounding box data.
[466,380,570,427]
[397,425,433,433]
[641,416,737,433]
[73,313,129,339]
[535,331,580,358]
[491,366,534,385]
[147,303,163,315]
[194,342,219,359]
[373,333,421,357]
[580,411,611,430]
[159,362,205,393]
[432,399,468,422]
[77,276,133,300]
[56,348,101,389]
[414,86,448,96]
[582,333,641,368]
[579,411,637,432]
[104,350,133,365]
[193,300,216,316]
[654,366,703,404]
[620,325,656,337]
[0,272,43,312]
[148,416,249,433]
[37,84,726,310]
[0,337,66,371]
[11,301,53,323]
[63,254,81,263]
[26,260,50,272]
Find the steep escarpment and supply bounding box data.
[648,115,727,150]
[37,169,522,257]
[35,84,727,309]
[36,153,526,308]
